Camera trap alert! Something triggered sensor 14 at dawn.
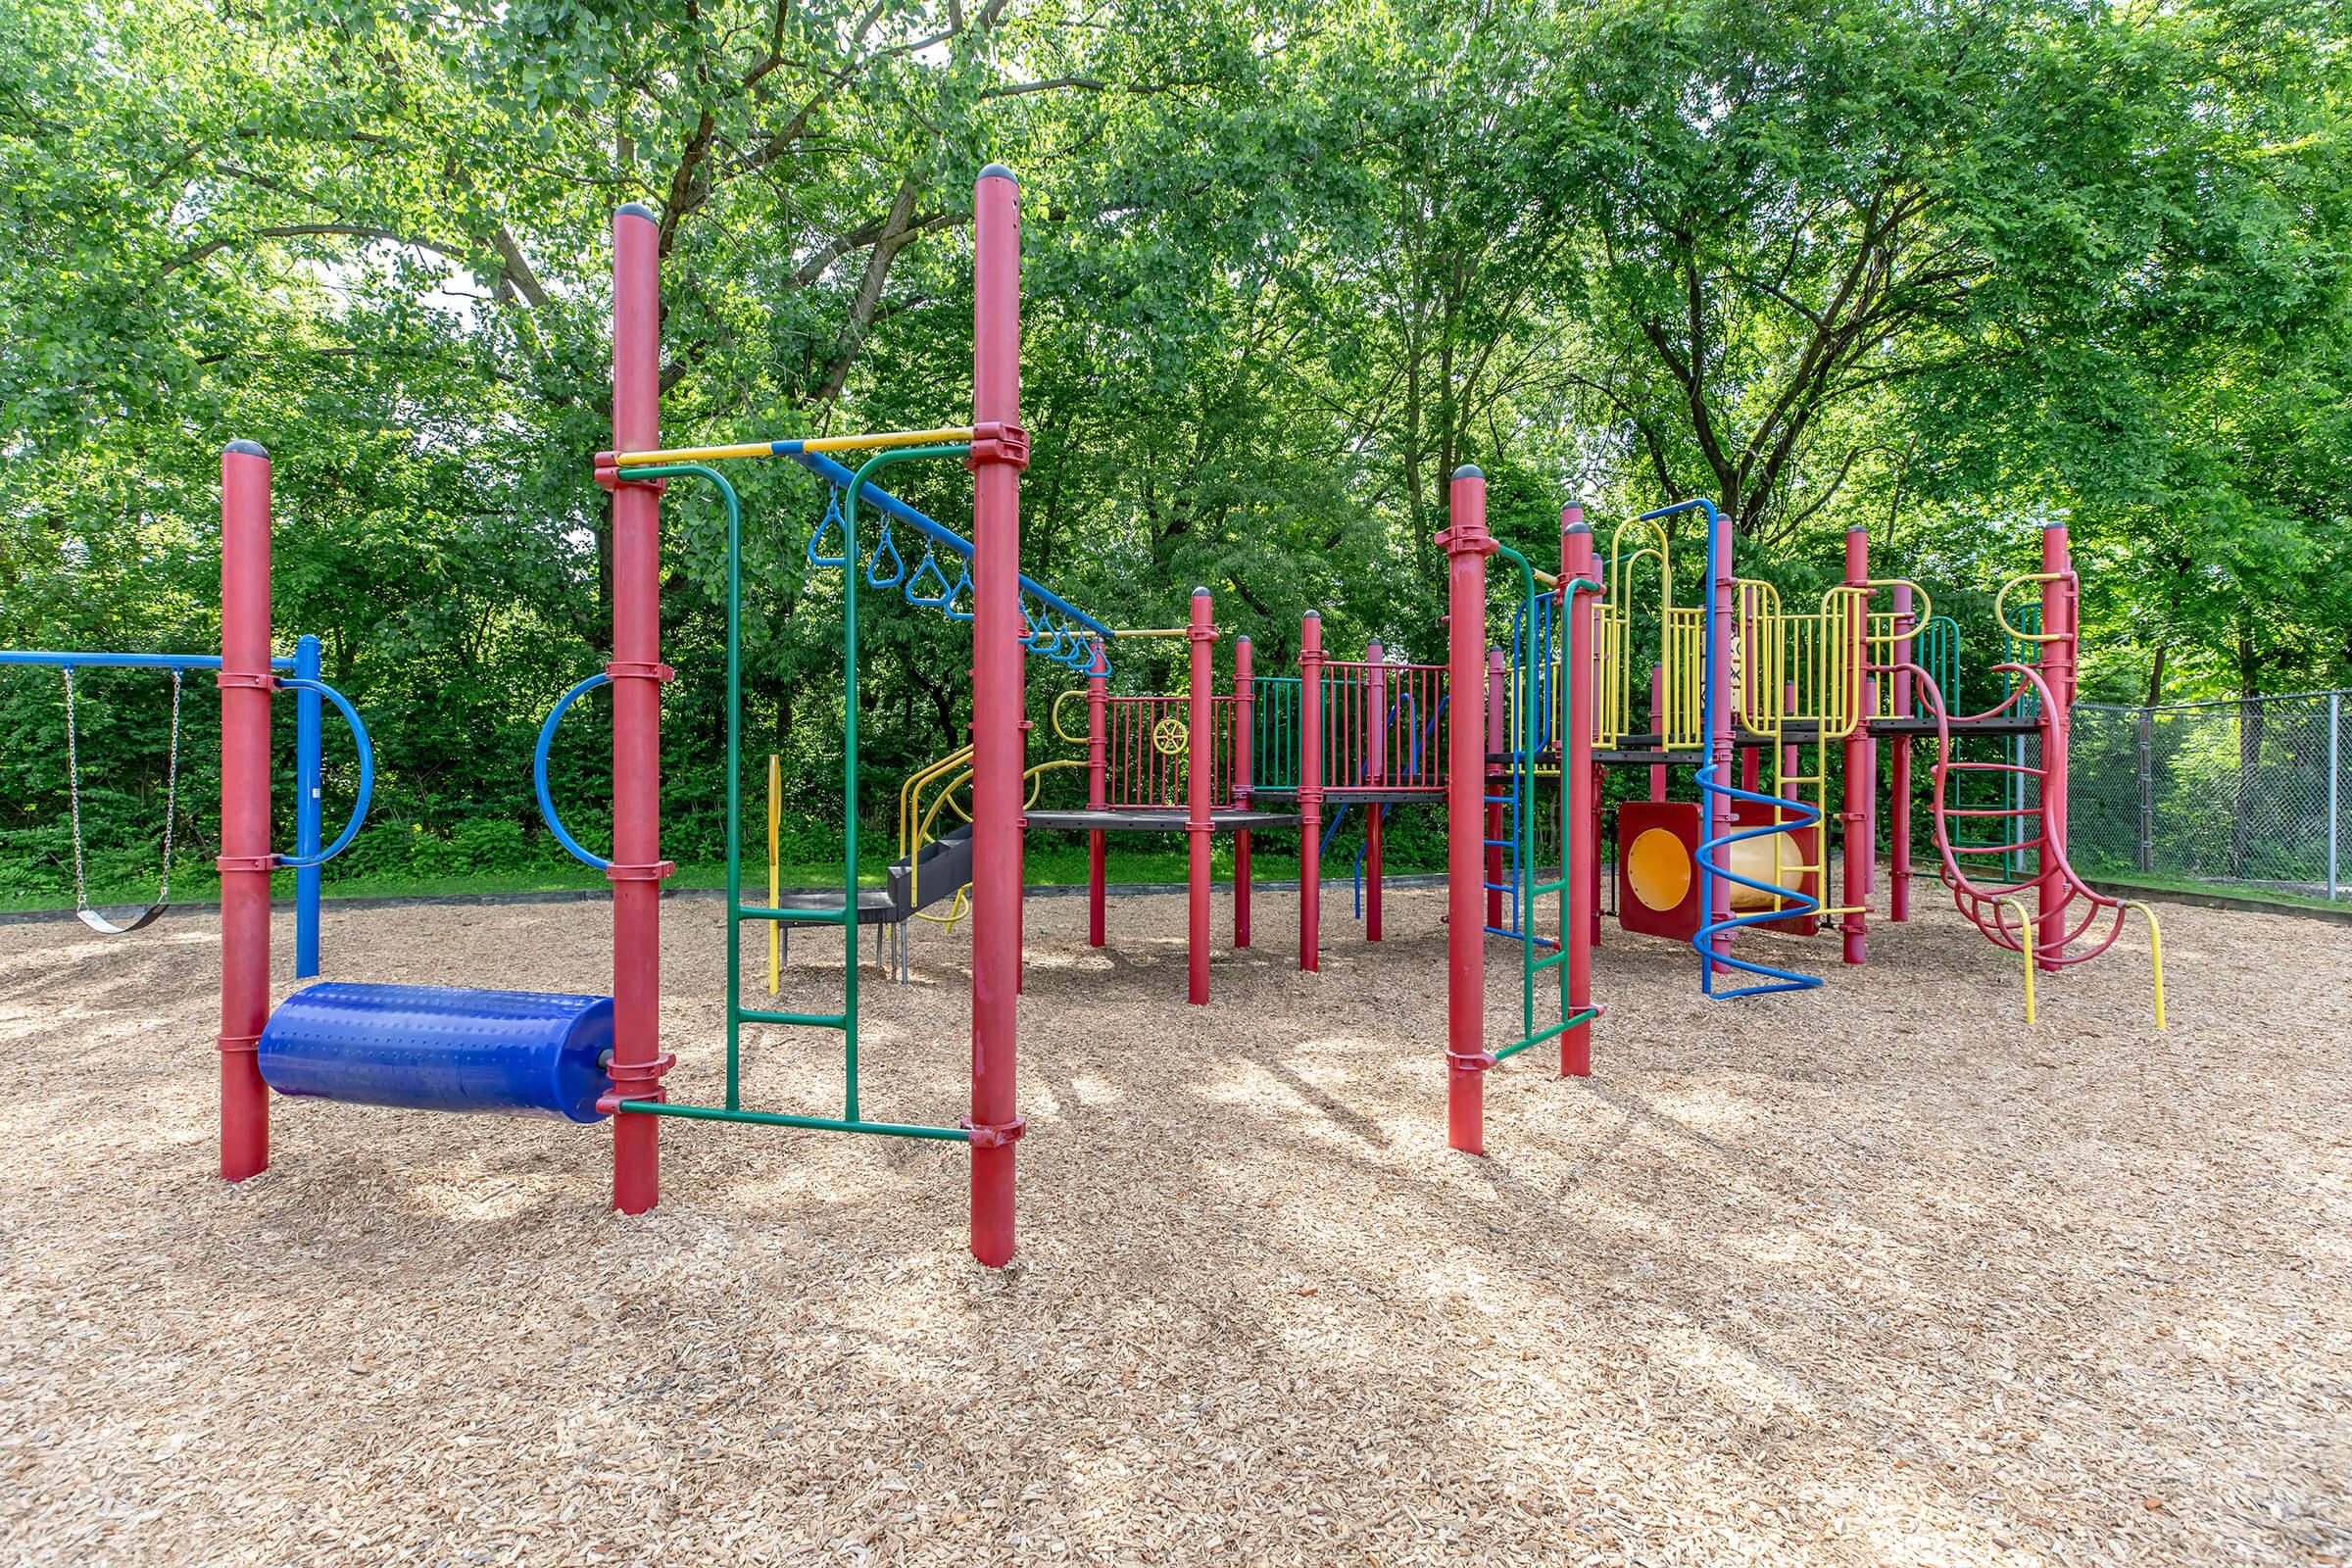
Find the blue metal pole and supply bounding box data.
[0,651,299,671]
[294,634,323,977]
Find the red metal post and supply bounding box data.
[1839,526,1870,964]
[1298,612,1324,972]
[217,440,273,1182]
[1365,640,1385,943]
[1233,636,1252,949]
[1647,662,1667,801]
[1187,588,1214,1003]
[967,166,1028,1266]
[1563,510,1597,1076]
[608,201,671,1214]
[1889,582,1914,922]
[1088,638,1108,947]
[2036,521,2075,971]
[1441,467,1495,1153]
[1485,646,1507,931]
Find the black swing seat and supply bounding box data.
[77,903,170,935]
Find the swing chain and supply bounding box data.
[62,668,86,912]
[159,670,180,902]
[62,666,182,915]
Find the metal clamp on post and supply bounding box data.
[1446,1048,1496,1074]
[605,660,676,684]
[215,854,277,874]
[215,1031,262,1057]
[213,669,273,690]
[591,452,665,495]
[597,1051,677,1115]
[959,1112,1027,1149]
[963,421,1029,470]
[605,859,677,884]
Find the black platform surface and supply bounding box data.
[761,889,903,926]
[1023,808,1303,833]
[1245,787,1446,806]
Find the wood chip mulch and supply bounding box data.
[1,883,2345,1565]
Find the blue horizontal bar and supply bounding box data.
[786,452,1111,640]
[0,650,300,671]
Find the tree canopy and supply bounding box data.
[2,0,2345,895]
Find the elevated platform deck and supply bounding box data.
[1022,808,1302,834]
[1245,787,1445,807]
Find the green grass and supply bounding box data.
[0,836,1446,914]
[2079,867,2348,915]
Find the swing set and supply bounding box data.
[0,636,370,972]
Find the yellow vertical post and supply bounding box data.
[767,753,782,994]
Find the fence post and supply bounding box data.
[2136,707,2154,875]
[2330,690,2341,902]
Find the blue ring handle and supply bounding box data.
[866,522,906,589]
[534,672,613,870]
[906,549,952,608]
[807,493,848,568]
[273,676,374,869]
[943,566,975,622]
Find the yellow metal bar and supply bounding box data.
[1116,627,1193,639]
[611,426,979,467]
[1993,571,2074,643]
[2124,901,2167,1030]
[766,755,782,995]
[1051,688,1092,746]
[613,440,778,466]
[798,426,976,455]
[2001,898,2037,1024]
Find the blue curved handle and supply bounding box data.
[534,672,613,870]
[1690,763,1826,998]
[906,549,952,608]
[865,521,906,588]
[943,566,975,622]
[273,676,373,869]
[807,492,848,568]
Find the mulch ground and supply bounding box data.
[1,882,2344,1566]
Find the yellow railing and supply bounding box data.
[896,745,1094,934]
[1993,570,2074,644]
[1732,581,1866,743]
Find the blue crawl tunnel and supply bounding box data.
[258,983,615,1123]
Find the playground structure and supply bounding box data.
[24,166,2162,1275]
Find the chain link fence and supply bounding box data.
[2069,690,2349,902]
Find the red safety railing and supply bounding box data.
[1319,661,1449,793]
[1104,693,1238,808]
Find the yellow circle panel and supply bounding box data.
[1627,826,1692,911]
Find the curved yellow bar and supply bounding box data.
[2124,901,2167,1030]
[1051,688,1093,747]
[2000,897,2038,1024]
[1993,571,2075,644]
